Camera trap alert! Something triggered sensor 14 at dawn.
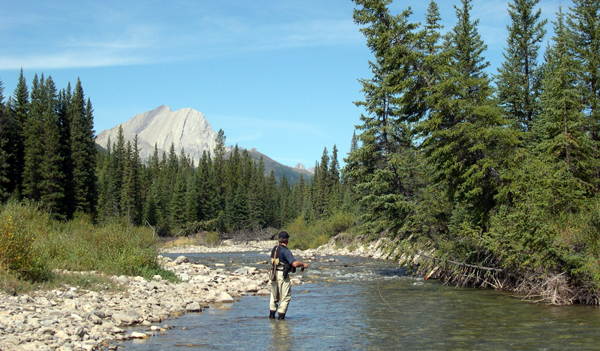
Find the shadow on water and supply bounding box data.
[123,252,600,350]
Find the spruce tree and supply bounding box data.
[0,79,10,200]
[171,169,188,228]
[535,7,593,210]
[350,0,426,238]
[264,171,278,227]
[248,158,266,228]
[230,181,249,230]
[22,74,45,201]
[121,137,142,224]
[38,76,65,217]
[57,85,72,203]
[420,0,514,226]
[496,0,547,132]
[9,69,29,196]
[213,129,227,209]
[68,79,96,215]
[567,0,600,182]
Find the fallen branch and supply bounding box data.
[418,254,504,273]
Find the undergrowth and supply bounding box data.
[286,212,357,250]
[0,201,171,295]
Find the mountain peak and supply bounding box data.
[95,106,217,164]
[295,163,306,170]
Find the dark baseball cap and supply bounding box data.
[278,231,290,239]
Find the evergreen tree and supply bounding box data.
[9,69,29,196]
[68,79,96,215]
[213,129,227,208]
[247,157,266,229]
[230,181,249,230]
[57,84,72,202]
[534,7,593,210]
[22,74,45,201]
[97,138,119,221]
[264,171,278,227]
[171,169,188,228]
[567,0,600,182]
[496,0,547,132]
[313,147,330,217]
[121,136,143,224]
[38,76,65,217]
[0,79,10,200]
[420,0,515,226]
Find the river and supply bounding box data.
[121,252,600,350]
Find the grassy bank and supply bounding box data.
[285,212,357,250]
[0,202,176,295]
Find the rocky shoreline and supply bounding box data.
[0,238,388,351]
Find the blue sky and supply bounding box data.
[0,0,571,168]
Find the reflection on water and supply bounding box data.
[123,253,600,350]
[269,318,292,351]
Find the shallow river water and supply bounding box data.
[122,252,600,350]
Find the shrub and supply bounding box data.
[286,212,356,250]
[0,203,49,282]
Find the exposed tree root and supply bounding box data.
[414,255,600,306]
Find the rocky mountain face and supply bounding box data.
[95,106,314,182]
[95,105,218,164]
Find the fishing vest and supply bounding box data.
[269,245,295,280]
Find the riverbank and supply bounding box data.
[160,236,390,260]
[0,237,391,351]
[0,254,276,351]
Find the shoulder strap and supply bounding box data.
[269,245,280,280]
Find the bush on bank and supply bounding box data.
[286,211,356,250]
[0,201,174,292]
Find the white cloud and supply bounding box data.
[0,2,361,70]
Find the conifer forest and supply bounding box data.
[1,0,600,303]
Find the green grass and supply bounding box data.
[0,201,173,295]
[286,212,356,250]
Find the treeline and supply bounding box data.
[346,0,600,304]
[0,70,96,218]
[0,69,352,235]
[96,127,351,235]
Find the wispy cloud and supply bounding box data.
[0,1,361,70]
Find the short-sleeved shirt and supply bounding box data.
[271,245,296,266]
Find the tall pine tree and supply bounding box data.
[496,0,547,132]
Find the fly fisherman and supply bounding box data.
[269,231,309,320]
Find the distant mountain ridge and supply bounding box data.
[95,105,218,163]
[226,148,312,184]
[95,106,313,182]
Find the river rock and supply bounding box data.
[257,288,271,296]
[130,332,150,339]
[186,302,202,312]
[112,313,135,326]
[126,309,142,321]
[174,256,189,265]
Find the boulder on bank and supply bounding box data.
[174,256,189,265]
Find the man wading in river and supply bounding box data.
[269,231,309,320]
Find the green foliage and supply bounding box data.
[286,212,355,250]
[496,0,547,132]
[0,201,49,282]
[0,202,163,286]
[347,0,600,301]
